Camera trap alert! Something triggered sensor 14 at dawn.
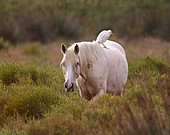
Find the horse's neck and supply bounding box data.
[77,41,105,81]
[78,53,90,80]
[79,60,87,80]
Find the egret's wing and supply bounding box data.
[96,31,107,42]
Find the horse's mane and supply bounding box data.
[67,41,106,69]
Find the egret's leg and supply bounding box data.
[102,43,108,49]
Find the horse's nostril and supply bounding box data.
[71,82,74,88]
[64,82,68,89]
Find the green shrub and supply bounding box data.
[22,43,41,56]
[0,63,64,87]
[0,62,64,123]
[4,85,60,119]
[0,63,19,86]
[0,37,9,50]
[0,57,170,134]
[128,56,170,76]
[128,56,170,97]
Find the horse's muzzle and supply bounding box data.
[65,82,74,92]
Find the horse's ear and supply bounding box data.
[74,44,79,54]
[61,43,67,54]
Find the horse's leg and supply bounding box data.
[117,89,123,97]
[90,75,107,101]
[76,76,92,100]
[92,89,105,101]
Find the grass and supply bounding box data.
[0,55,169,135]
[22,43,41,56]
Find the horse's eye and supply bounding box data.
[76,62,79,67]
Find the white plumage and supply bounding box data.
[96,30,113,48]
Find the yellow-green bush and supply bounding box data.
[4,85,60,119]
[128,56,170,76]
[22,43,41,56]
[0,57,170,134]
[0,63,64,125]
[0,37,9,50]
[0,63,64,87]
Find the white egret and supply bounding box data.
[96,30,113,48]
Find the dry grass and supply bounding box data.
[0,41,63,67]
[0,38,170,134]
[0,38,170,66]
[124,38,170,61]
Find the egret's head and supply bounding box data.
[108,30,113,36]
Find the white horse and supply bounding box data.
[60,40,128,101]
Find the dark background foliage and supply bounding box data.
[0,0,170,43]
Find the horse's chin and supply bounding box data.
[66,85,75,92]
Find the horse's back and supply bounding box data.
[104,40,126,56]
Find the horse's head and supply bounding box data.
[60,43,80,92]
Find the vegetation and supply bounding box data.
[0,0,170,134]
[0,0,170,43]
[22,43,41,56]
[0,56,169,134]
[0,37,9,50]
